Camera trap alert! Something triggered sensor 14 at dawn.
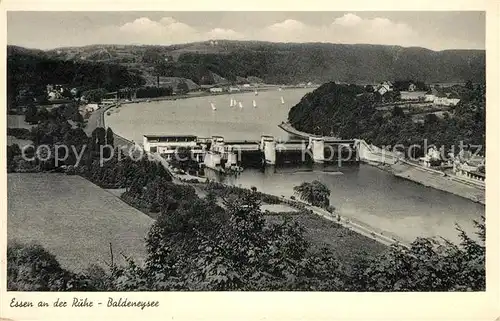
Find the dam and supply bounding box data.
[142,133,364,171]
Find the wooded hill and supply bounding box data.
[7,41,485,107]
[41,40,485,84]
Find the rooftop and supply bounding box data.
[144,135,198,139]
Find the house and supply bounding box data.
[400,91,427,100]
[453,151,485,181]
[424,94,436,102]
[48,91,62,101]
[143,135,205,162]
[381,81,394,91]
[433,95,460,106]
[83,103,99,113]
[209,87,223,93]
[377,85,389,96]
[419,146,442,167]
[408,83,417,91]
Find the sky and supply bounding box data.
[7,11,485,51]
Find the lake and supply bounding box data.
[106,88,485,244]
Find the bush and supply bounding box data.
[7,128,32,140]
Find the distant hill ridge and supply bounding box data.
[8,40,485,86]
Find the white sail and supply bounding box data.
[238,101,243,108]
[229,98,234,107]
[253,100,257,107]
[280,96,285,104]
[211,102,217,110]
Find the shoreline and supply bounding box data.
[107,84,317,107]
[280,122,485,205]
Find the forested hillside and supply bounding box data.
[7,46,145,109]
[288,82,485,155]
[44,41,485,84]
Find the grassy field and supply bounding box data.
[7,115,33,129]
[8,173,154,272]
[265,212,387,265]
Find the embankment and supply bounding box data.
[391,160,485,205]
[281,122,485,205]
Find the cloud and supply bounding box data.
[333,13,363,27]
[118,17,200,44]
[267,19,307,31]
[105,14,425,49]
[206,28,244,40]
[259,14,419,47]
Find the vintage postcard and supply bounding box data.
[1,0,499,320]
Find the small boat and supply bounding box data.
[278,87,282,91]
[238,101,243,108]
[211,102,217,111]
[253,100,257,108]
[280,96,285,104]
[230,98,234,107]
[254,90,258,96]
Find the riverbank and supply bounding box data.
[390,161,485,205]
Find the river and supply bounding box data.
[106,88,485,244]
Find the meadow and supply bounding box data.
[7,173,153,272]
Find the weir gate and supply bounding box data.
[143,134,359,171]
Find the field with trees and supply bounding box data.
[8,183,485,291]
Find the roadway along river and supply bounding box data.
[106,88,485,244]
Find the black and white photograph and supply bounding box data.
[4,8,492,299]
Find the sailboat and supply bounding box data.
[229,98,234,107]
[254,90,258,96]
[253,100,257,108]
[238,101,243,108]
[280,96,285,104]
[278,87,282,91]
[211,102,217,111]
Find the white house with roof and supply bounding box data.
[433,97,460,106]
[400,91,427,100]
[143,135,205,162]
[209,87,223,93]
[452,150,485,182]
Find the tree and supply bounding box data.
[176,81,189,94]
[7,241,96,291]
[24,104,38,124]
[293,180,331,208]
[91,127,106,153]
[465,80,474,90]
[82,88,107,103]
[106,127,115,147]
[352,216,485,291]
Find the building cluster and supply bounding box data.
[374,81,394,96]
[452,150,485,182]
[419,147,485,182]
[46,84,77,101]
[373,81,461,106]
[207,84,253,93]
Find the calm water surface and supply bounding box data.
[107,89,485,244]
